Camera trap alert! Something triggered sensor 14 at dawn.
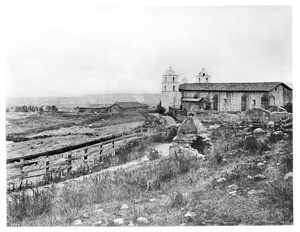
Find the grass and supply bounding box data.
[7,125,293,226]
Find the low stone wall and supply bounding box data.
[196,111,245,123]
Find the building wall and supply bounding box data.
[161,91,181,110]
[181,87,291,112]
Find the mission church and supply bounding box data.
[160,66,292,112]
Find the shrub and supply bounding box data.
[155,101,166,114]
[262,179,293,221]
[170,191,186,208]
[283,102,292,113]
[156,158,178,182]
[147,149,162,161]
[7,187,54,225]
[238,135,259,153]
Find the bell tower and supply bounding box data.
[160,66,181,110]
[196,68,211,83]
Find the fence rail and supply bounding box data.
[6,128,153,192]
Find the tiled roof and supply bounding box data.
[179,82,292,92]
[113,102,148,109]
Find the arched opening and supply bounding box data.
[164,86,166,91]
[165,77,167,82]
[212,94,219,110]
[173,85,175,91]
[241,94,248,111]
[193,93,199,99]
[202,73,205,76]
[172,77,175,82]
[269,95,275,106]
[199,78,201,82]
[191,135,211,154]
[206,77,208,83]
[261,94,269,109]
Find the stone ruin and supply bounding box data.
[169,115,209,159]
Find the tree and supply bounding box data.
[283,102,292,113]
[156,101,166,114]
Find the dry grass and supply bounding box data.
[7,126,293,226]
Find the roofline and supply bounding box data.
[179,82,292,92]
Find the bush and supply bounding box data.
[283,102,292,113]
[238,135,259,153]
[170,191,186,208]
[155,101,166,114]
[7,187,54,225]
[147,149,161,161]
[262,179,293,221]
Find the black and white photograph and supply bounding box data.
[2,0,298,228]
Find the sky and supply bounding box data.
[5,6,292,98]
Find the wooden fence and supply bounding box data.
[6,128,153,192]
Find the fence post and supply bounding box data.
[19,158,24,190]
[84,148,88,173]
[67,153,72,176]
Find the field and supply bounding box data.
[6,111,145,159]
[7,123,293,226]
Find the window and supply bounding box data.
[165,77,167,82]
[173,85,175,91]
[199,78,201,82]
[253,100,256,106]
[206,77,208,83]
[172,77,175,82]
[203,73,205,76]
[164,86,166,91]
[224,99,227,104]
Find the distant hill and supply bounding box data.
[6,93,161,108]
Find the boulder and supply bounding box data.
[284,172,293,180]
[253,128,265,134]
[120,204,129,210]
[137,217,149,224]
[217,177,226,183]
[227,184,239,191]
[184,211,196,222]
[72,219,83,226]
[113,218,125,226]
[83,213,89,218]
[95,220,103,226]
[257,162,265,167]
[247,190,256,195]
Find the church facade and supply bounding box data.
[160,66,182,109]
[160,66,292,112]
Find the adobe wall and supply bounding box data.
[161,91,181,110]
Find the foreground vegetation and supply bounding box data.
[7,126,293,226]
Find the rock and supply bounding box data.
[257,162,265,167]
[228,191,237,196]
[222,158,228,163]
[247,175,253,180]
[247,190,256,195]
[180,223,186,226]
[253,128,265,134]
[159,209,163,212]
[248,189,265,195]
[83,213,89,218]
[273,131,283,136]
[72,219,83,226]
[253,174,266,180]
[120,204,129,210]
[184,211,196,221]
[137,217,149,224]
[284,172,293,180]
[217,177,226,183]
[227,184,239,191]
[149,198,158,202]
[113,218,124,226]
[127,221,134,227]
[95,220,103,226]
[180,207,185,211]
